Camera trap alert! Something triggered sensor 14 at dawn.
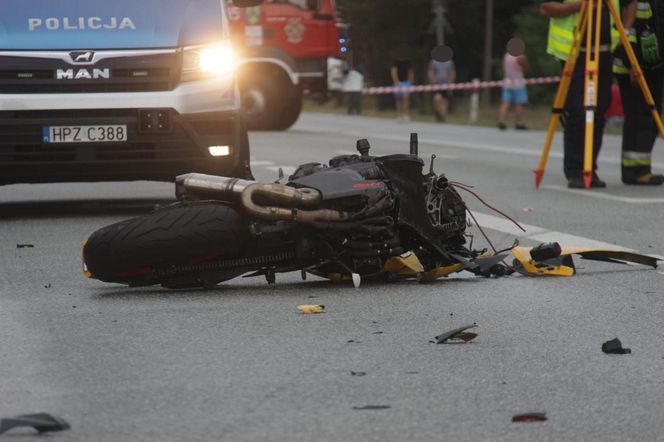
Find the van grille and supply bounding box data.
[0,51,180,93]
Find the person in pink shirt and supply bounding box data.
[498,48,529,130]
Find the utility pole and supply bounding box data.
[432,0,446,46]
[482,0,494,108]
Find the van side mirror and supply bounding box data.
[232,0,263,7]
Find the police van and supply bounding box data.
[0,0,261,185]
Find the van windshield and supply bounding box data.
[0,0,225,50]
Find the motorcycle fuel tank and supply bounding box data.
[289,167,387,200]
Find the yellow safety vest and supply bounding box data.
[547,0,621,60]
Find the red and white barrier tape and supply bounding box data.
[363,77,561,95]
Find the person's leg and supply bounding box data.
[563,59,587,182]
[440,91,449,121]
[619,74,641,179]
[514,87,528,129]
[498,88,510,129]
[394,92,402,116]
[590,52,613,185]
[354,92,363,115]
[514,104,524,124]
[403,94,410,120]
[433,92,444,121]
[622,69,664,184]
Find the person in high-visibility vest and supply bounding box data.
[541,0,632,188]
[614,0,664,185]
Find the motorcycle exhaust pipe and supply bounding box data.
[241,183,351,223]
[176,173,255,200]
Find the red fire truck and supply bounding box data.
[227,0,345,130]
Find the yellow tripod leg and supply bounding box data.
[607,0,664,138]
[582,0,602,189]
[535,3,589,187]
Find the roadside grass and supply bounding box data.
[303,92,624,135]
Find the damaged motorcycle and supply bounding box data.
[82,135,513,289]
[82,134,659,289]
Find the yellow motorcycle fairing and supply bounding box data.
[512,246,660,277]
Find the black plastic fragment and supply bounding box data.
[16,244,34,249]
[512,412,547,422]
[602,338,631,354]
[350,371,367,376]
[352,405,391,410]
[0,413,70,435]
[530,242,561,261]
[435,324,478,344]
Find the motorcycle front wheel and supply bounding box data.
[82,201,247,287]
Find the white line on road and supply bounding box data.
[541,185,664,204]
[250,160,275,167]
[266,166,296,175]
[472,212,627,250]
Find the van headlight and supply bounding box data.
[182,41,237,81]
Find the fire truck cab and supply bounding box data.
[228,0,344,130]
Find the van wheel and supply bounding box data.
[240,70,299,130]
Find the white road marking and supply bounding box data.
[472,212,626,250]
[250,160,275,167]
[266,166,296,175]
[540,185,664,204]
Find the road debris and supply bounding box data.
[512,242,660,277]
[16,244,34,249]
[0,413,70,435]
[602,338,631,355]
[350,371,367,376]
[297,304,325,314]
[434,324,478,344]
[512,412,548,423]
[352,405,391,410]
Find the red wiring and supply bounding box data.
[447,181,526,256]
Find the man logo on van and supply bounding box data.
[71,52,95,63]
[28,17,137,31]
[56,68,111,80]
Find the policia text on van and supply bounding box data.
[0,0,262,185]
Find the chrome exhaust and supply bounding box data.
[176,173,255,200]
[241,183,351,223]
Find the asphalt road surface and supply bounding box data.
[1,113,664,441]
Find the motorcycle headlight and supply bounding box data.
[182,41,237,81]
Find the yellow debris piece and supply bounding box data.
[297,304,326,314]
[512,247,575,276]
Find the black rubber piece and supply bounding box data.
[0,413,70,435]
[83,202,247,284]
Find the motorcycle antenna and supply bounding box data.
[410,133,418,156]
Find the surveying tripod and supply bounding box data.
[535,0,664,189]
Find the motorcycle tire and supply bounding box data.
[83,201,247,286]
